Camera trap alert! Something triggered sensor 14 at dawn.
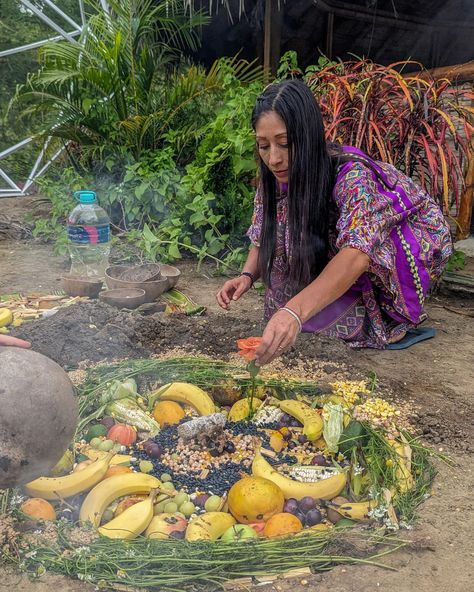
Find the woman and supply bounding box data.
[216,80,452,366]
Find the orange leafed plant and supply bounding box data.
[237,337,262,361]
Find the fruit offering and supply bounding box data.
[17,366,417,552]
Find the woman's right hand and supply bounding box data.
[216,276,252,310]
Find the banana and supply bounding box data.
[386,435,414,493]
[98,488,157,540]
[148,382,216,416]
[326,499,375,521]
[82,446,133,466]
[80,472,162,527]
[252,449,346,501]
[24,451,116,500]
[0,308,13,328]
[185,512,236,541]
[278,400,323,441]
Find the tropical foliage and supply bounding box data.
[15,0,210,161]
[301,56,474,213]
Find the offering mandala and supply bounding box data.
[3,357,436,590]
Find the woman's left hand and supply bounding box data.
[254,309,300,366]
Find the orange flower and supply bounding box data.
[236,337,262,361]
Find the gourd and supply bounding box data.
[107,423,137,446]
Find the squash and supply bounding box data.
[107,423,137,447]
[0,347,78,488]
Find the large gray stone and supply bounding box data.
[0,347,78,488]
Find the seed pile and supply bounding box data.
[134,421,299,495]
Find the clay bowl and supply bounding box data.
[99,288,146,309]
[159,264,181,290]
[105,265,168,302]
[61,275,103,298]
[119,263,161,283]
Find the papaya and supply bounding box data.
[228,476,284,524]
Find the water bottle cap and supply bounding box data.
[74,190,97,204]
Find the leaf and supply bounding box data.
[168,242,181,259]
[142,224,158,244]
[134,184,148,199]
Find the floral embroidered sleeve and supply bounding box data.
[333,162,399,264]
[246,187,264,247]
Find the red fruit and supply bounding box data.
[248,522,266,536]
[193,494,210,508]
[107,423,137,447]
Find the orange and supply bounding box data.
[153,401,185,426]
[263,512,303,538]
[20,498,56,521]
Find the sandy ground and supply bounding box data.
[1,195,473,592]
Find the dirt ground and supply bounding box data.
[1,196,473,592]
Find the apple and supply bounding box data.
[221,524,259,542]
[145,513,188,540]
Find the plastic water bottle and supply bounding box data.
[67,190,111,278]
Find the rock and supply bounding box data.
[0,347,78,488]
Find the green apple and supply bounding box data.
[221,524,258,542]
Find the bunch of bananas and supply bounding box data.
[98,488,159,540]
[79,472,162,527]
[147,382,216,416]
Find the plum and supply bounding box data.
[145,442,163,459]
[283,498,299,514]
[193,493,210,508]
[311,454,328,466]
[298,496,315,512]
[305,508,322,526]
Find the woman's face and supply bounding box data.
[255,111,289,184]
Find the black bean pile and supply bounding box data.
[133,421,297,495]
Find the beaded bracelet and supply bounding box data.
[279,306,303,333]
[239,271,255,287]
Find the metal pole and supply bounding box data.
[0,138,34,160]
[22,138,52,193]
[0,31,81,58]
[0,169,23,193]
[19,0,79,43]
[30,146,65,182]
[41,0,82,30]
[78,0,87,27]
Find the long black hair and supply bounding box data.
[251,80,339,290]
